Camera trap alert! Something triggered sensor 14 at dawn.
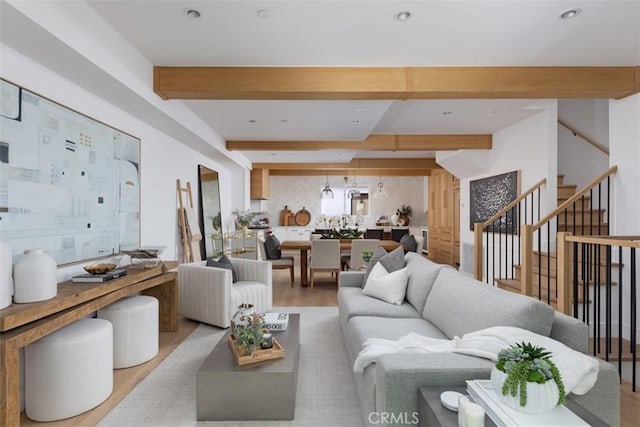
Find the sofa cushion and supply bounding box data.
[362,263,409,305]
[338,287,421,326]
[264,234,281,260]
[344,316,448,363]
[363,246,405,284]
[400,233,417,252]
[206,255,237,283]
[404,253,450,313]
[423,268,555,339]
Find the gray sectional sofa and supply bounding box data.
[338,252,620,426]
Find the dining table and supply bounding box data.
[278,239,403,287]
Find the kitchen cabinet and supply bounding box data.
[250,168,269,200]
[272,227,312,242]
[428,169,460,267]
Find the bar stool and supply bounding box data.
[25,318,113,422]
[98,295,159,368]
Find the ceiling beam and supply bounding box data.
[269,169,433,177]
[253,158,439,170]
[406,67,640,99]
[154,66,640,100]
[154,66,406,100]
[227,134,492,151]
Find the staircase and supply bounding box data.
[495,174,612,308]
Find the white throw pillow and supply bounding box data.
[362,262,409,305]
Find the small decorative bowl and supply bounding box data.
[83,263,117,275]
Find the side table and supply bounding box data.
[418,386,608,427]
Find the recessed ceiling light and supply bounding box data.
[184,8,201,19]
[352,119,360,124]
[280,119,288,123]
[395,11,411,21]
[442,111,452,116]
[248,119,257,123]
[559,8,581,19]
[257,9,270,18]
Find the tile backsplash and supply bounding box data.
[261,175,427,228]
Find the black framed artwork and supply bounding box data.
[469,170,520,233]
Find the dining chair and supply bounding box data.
[309,239,341,290]
[364,228,384,239]
[391,228,409,242]
[258,239,295,287]
[344,239,381,271]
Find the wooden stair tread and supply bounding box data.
[590,338,640,362]
[495,278,588,304]
[513,265,620,285]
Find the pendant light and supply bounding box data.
[321,171,334,199]
[373,171,388,200]
[347,170,361,200]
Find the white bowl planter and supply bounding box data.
[490,366,560,414]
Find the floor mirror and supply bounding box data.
[197,165,223,258]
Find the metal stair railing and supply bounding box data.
[473,178,546,285]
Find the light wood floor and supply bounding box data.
[20,253,640,426]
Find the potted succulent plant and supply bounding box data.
[232,314,266,356]
[491,342,566,414]
[361,249,374,263]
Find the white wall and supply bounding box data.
[265,175,427,228]
[1,45,231,262]
[459,101,558,274]
[609,93,640,341]
[558,100,610,189]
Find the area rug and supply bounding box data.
[98,307,364,427]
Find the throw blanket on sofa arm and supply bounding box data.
[353,326,599,395]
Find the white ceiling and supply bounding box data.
[4,1,640,165]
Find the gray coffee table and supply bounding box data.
[196,313,300,421]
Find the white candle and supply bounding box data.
[464,402,485,427]
[458,395,470,427]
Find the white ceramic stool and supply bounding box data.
[25,318,113,422]
[98,295,159,368]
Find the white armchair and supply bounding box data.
[178,257,272,328]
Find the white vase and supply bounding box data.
[390,213,399,226]
[13,249,57,303]
[231,303,255,337]
[490,366,560,414]
[0,241,13,309]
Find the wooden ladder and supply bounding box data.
[177,179,201,263]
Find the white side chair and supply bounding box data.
[414,235,425,253]
[25,318,113,422]
[309,239,341,290]
[258,238,295,287]
[98,295,159,368]
[346,239,381,271]
[178,257,272,328]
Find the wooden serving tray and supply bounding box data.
[228,335,284,366]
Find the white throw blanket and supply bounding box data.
[353,326,599,395]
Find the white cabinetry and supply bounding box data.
[272,227,287,242]
[272,227,312,241]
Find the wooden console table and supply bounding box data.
[0,262,178,426]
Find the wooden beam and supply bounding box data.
[395,134,492,150]
[154,66,640,100]
[407,66,639,99]
[269,169,433,177]
[227,134,492,151]
[154,66,406,100]
[252,158,439,170]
